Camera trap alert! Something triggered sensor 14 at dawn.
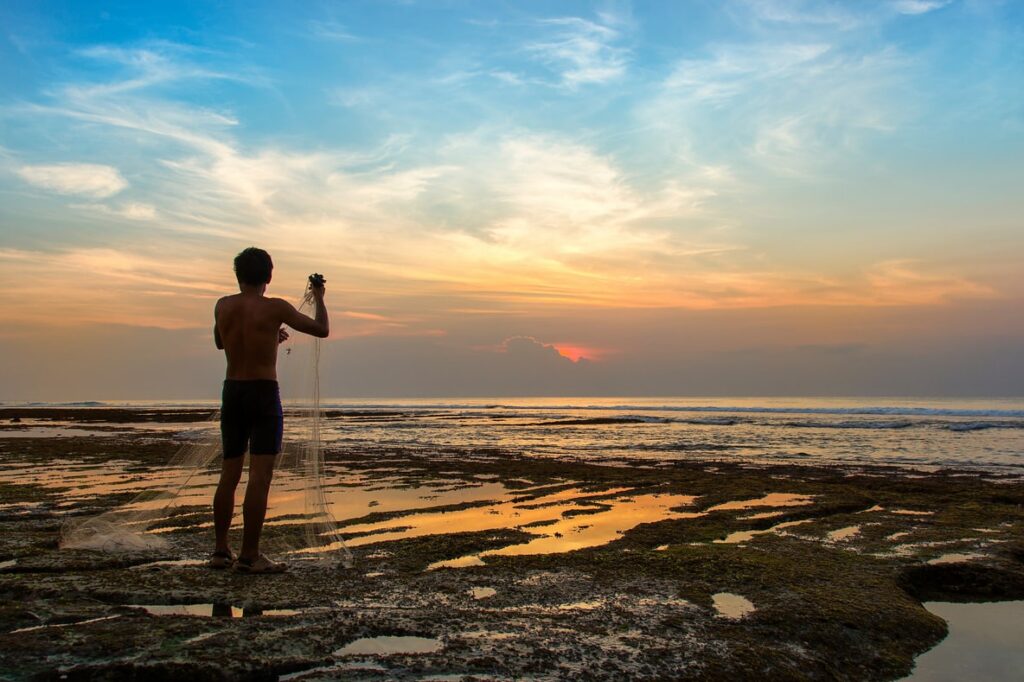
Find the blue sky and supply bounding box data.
[1,1,1022,398]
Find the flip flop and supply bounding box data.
[208,550,235,570]
[233,554,287,574]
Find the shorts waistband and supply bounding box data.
[223,379,279,386]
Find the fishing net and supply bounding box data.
[60,282,353,568]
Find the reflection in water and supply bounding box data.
[9,615,120,634]
[8,451,839,563]
[707,493,814,512]
[470,587,497,600]
[827,525,861,542]
[712,593,755,619]
[340,487,700,564]
[907,601,1024,681]
[128,559,206,570]
[132,603,299,618]
[715,519,813,545]
[333,635,443,656]
[428,555,485,570]
[928,553,985,565]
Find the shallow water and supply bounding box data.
[8,397,1024,470]
[131,603,300,618]
[341,487,701,564]
[712,593,755,619]
[905,601,1024,681]
[469,587,496,600]
[715,519,813,545]
[334,635,443,656]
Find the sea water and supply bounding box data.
[4,397,1023,471]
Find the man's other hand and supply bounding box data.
[278,327,290,344]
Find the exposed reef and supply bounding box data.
[1,410,1022,680]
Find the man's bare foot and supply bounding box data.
[233,554,287,574]
[208,550,235,569]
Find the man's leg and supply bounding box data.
[214,456,244,555]
[239,454,276,561]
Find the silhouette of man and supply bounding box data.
[210,247,329,573]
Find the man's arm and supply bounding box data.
[213,299,224,349]
[276,290,329,338]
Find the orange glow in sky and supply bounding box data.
[552,344,605,363]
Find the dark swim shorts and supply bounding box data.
[221,379,284,459]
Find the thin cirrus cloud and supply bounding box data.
[72,202,158,221]
[893,0,953,15]
[526,15,630,87]
[648,40,908,177]
[16,163,127,198]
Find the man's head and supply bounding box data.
[234,247,273,287]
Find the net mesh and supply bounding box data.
[60,283,352,568]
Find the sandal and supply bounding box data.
[233,554,287,574]
[208,550,235,570]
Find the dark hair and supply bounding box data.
[234,247,273,285]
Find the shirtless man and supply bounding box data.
[210,247,329,573]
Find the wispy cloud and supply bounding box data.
[649,40,908,177]
[307,20,360,42]
[16,163,127,198]
[893,0,953,16]
[739,0,865,29]
[71,201,157,221]
[526,15,629,87]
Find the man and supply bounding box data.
[210,247,329,573]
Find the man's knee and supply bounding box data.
[218,459,244,488]
[248,456,276,487]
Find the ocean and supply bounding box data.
[7,396,1024,472]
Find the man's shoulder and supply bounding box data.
[263,297,295,321]
[215,293,240,309]
[264,297,295,309]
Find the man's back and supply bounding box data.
[215,294,285,381]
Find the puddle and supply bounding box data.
[128,559,205,570]
[655,544,669,551]
[131,603,300,618]
[0,458,513,526]
[715,519,813,544]
[827,526,861,542]
[347,488,700,565]
[928,553,985,565]
[740,511,785,520]
[905,601,1024,681]
[333,635,443,657]
[707,493,814,512]
[712,593,755,620]
[427,555,486,571]
[891,509,934,516]
[469,587,496,600]
[0,559,17,570]
[556,600,604,611]
[10,615,120,634]
[0,426,117,438]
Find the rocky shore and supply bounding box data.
[1,408,1022,680]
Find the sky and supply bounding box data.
[0,0,1022,400]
